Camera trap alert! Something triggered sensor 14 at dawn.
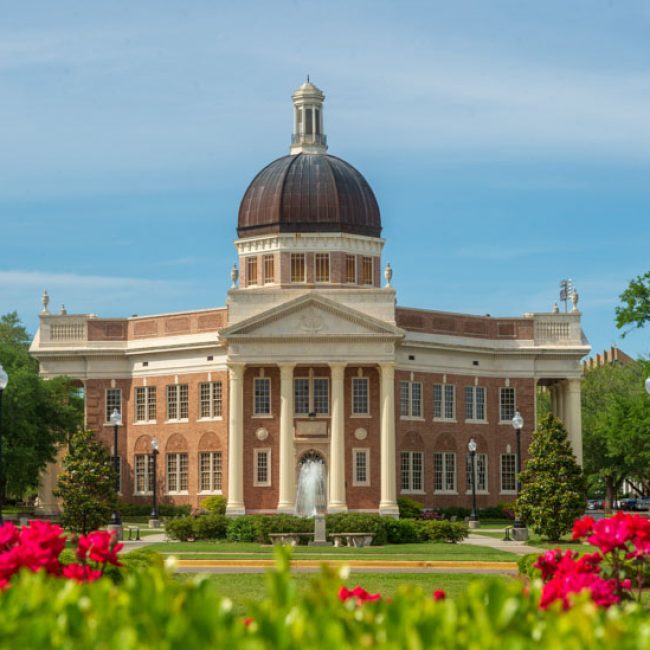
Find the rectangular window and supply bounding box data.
[294,377,329,416]
[199,451,223,492]
[246,256,258,286]
[254,377,271,416]
[353,449,370,486]
[499,387,516,422]
[254,449,271,486]
[465,386,486,421]
[352,377,369,415]
[291,254,306,283]
[294,378,310,415]
[315,253,330,283]
[400,381,422,418]
[400,451,423,492]
[199,381,223,419]
[433,384,455,420]
[134,386,156,422]
[166,452,188,493]
[263,255,274,284]
[361,256,373,285]
[166,384,189,420]
[433,452,456,493]
[466,453,488,493]
[105,388,122,422]
[346,255,356,283]
[500,454,516,493]
[134,453,154,494]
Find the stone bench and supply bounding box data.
[329,533,374,548]
[268,532,314,546]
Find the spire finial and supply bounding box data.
[307,73,310,83]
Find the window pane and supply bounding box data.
[361,256,373,285]
[464,386,474,420]
[412,452,423,491]
[263,255,274,284]
[399,382,409,417]
[246,256,258,286]
[254,378,271,415]
[106,389,121,421]
[315,253,329,282]
[313,378,329,415]
[433,384,442,418]
[400,452,410,491]
[291,254,305,282]
[147,387,156,421]
[167,454,178,492]
[352,378,369,415]
[444,384,454,419]
[476,387,485,420]
[294,378,309,415]
[346,255,356,283]
[179,384,189,419]
[179,453,188,491]
[411,383,422,418]
[433,453,443,491]
[500,388,515,421]
[355,450,367,484]
[444,453,456,491]
[501,454,516,491]
[256,451,268,484]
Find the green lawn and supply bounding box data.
[146,540,518,562]
[182,571,510,616]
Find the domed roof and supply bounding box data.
[237,153,381,239]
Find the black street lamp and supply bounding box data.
[109,408,122,531]
[511,411,524,529]
[149,437,160,527]
[0,364,8,526]
[468,437,479,527]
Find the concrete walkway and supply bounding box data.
[462,531,545,556]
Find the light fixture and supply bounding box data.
[468,438,477,453]
[109,408,122,426]
[511,411,524,430]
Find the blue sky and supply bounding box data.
[1,0,649,358]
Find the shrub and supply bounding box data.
[103,548,163,584]
[165,516,195,541]
[325,514,387,546]
[384,518,422,544]
[226,516,260,543]
[415,520,468,543]
[193,514,228,540]
[437,507,471,520]
[397,497,424,519]
[118,502,191,518]
[201,495,227,515]
[518,553,542,578]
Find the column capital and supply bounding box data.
[566,377,582,391]
[228,363,246,380]
[279,363,296,380]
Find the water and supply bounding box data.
[295,458,326,517]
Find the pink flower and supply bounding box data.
[433,590,446,601]
[0,523,19,550]
[339,585,381,605]
[76,531,123,567]
[62,563,102,583]
[572,516,594,541]
[587,513,635,554]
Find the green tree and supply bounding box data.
[54,429,117,535]
[616,271,650,335]
[582,359,650,508]
[0,312,83,500]
[516,414,586,541]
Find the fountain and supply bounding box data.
[295,456,331,546]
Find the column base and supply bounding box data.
[327,503,348,514]
[379,503,400,518]
[226,503,246,517]
[148,518,161,529]
[276,503,296,515]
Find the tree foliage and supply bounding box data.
[516,415,586,541]
[615,271,650,336]
[54,430,117,535]
[0,312,83,499]
[582,359,650,505]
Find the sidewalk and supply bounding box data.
[462,531,545,556]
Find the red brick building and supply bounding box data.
[30,82,589,516]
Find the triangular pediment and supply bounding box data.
[221,294,403,340]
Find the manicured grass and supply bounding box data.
[147,540,518,562]
[184,571,510,615]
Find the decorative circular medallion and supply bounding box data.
[354,427,368,441]
[256,428,269,441]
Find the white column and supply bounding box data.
[563,378,583,466]
[226,363,246,516]
[379,363,399,517]
[277,363,296,513]
[328,363,347,513]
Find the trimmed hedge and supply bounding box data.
[117,501,191,518]
[200,495,227,515]
[164,513,468,544]
[397,496,424,519]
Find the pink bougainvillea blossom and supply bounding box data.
[339,585,381,605]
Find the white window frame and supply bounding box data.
[134,453,154,495]
[466,452,489,494]
[254,448,271,487]
[294,376,330,416]
[166,384,189,422]
[351,377,370,416]
[464,386,487,422]
[499,387,516,423]
[199,451,223,494]
[253,377,272,417]
[166,452,189,494]
[199,381,223,420]
[105,388,122,424]
[500,453,517,495]
[352,448,370,486]
[399,381,423,420]
[134,386,156,423]
[433,452,457,494]
[314,253,330,283]
[361,256,373,285]
[400,451,424,494]
[433,384,456,421]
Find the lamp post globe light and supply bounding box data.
[468,438,479,529]
[0,364,8,526]
[645,375,650,396]
[510,411,529,541]
[108,408,123,538]
[149,437,160,529]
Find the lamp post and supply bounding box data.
[511,411,524,528]
[468,438,479,528]
[0,364,8,526]
[645,376,650,397]
[149,437,160,528]
[109,408,122,537]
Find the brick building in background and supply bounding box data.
[30,82,590,516]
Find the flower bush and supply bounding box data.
[0,520,122,589]
[533,512,650,609]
